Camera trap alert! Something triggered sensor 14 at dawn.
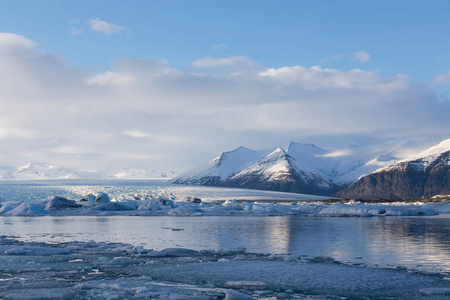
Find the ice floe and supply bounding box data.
[46,196,82,209]
[0,192,449,217]
[0,236,448,299]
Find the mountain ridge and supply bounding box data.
[171,138,450,198]
[337,140,450,199]
[0,162,175,180]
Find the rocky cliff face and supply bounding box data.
[336,151,450,199]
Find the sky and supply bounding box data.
[0,0,449,173]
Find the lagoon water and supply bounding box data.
[2,214,449,276]
[0,179,449,279]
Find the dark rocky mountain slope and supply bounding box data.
[336,142,450,199]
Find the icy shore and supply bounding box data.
[0,236,449,299]
[0,192,449,217]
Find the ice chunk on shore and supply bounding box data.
[46,196,82,209]
[3,202,49,216]
[224,289,256,300]
[1,245,72,256]
[225,281,266,289]
[79,193,96,206]
[223,199,240,207]
[93,202,136,211]
[138,198,175,211]
[0,202,20,214]
[318,202,439,216]
[95,192,110,204]
[425,201,450,213]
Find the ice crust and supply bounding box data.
[0,236,449,300]
[0,192,448,217]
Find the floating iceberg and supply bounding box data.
[0,192,448,217]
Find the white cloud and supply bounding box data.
[123,129,152,138]
[86,71,135,86]
[259,65,409,91]
[211,44,228,51]
[432,70,450,86]
[191,56,251,68]
[0,33,448,173]
[0,126,33,139]
[354,50,371,63]
[70,28,83,36]
[319,54,344,64]
[0,33,36,50]
[123,130,184,143]
[89,18,127,35]
[316,149,353,158]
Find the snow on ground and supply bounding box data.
[0,235,449,300]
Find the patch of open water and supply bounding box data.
[1,214,449,275]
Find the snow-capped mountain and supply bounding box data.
[9,162,82,179]
[337,139,450,199]
[0,162,175,180]
[221,147,339,195]
[170,146,275,186]
[170,140,432,196]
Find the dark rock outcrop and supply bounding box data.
[219,172,343,196]
[336,151,450,199]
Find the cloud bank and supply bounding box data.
[0,33,448,172]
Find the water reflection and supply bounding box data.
[1,215,449,274]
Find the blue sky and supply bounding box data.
[0,1,449,173]
[1,0,449,81]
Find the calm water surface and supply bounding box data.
[1,215,449,275]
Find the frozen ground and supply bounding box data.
[0,235,449,300]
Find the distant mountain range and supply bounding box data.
[3,137,450,199]
[0,162,175,180]
[170,138,450,199]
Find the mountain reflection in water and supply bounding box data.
[1,215,449,275]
